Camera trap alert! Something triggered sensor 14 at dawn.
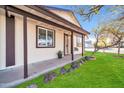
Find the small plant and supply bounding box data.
[57,50,63,59]
[74,47,79,51]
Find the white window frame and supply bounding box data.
[76,36,82,47]
[36,26,55,48]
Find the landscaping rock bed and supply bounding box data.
[84,56,96,61]
[79,60,84,65]
[43,72,57,83]
[43,57,91,84]
[60,67,67,75]
[71,62,80,69]
[67,67,74,72]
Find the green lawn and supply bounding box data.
[16,52,124,88]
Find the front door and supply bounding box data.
[64,34,69,55]
[6,14,15,67]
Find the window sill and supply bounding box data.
[36,46,55,48]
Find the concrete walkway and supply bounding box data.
[0,54,81,87]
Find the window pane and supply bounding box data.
[38,28,47,47]
[76,36,82,47]
[47,30,54,47]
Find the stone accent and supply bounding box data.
[43,72,57,83]
[60,67,67,75]
[67,67,74,72]
[79,60,84,65]
[71,62,80,69]
[85,56,96,61]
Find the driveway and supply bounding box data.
[85,48,124,54]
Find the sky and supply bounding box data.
[50,5,123,41]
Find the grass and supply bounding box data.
[16,51,124,88]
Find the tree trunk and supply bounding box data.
[92,47,99,56]
[92,47,96,55]
[118,42,121,56]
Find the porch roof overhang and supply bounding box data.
[0,5,90,35]
[27,5,90,35]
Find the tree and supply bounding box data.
[71,5,124,55]
[73,5,124,21]
[92,20,124,55]
[106,20,124,55]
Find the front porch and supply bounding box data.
[0,54,82,87]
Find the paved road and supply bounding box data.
[85,48,124,54]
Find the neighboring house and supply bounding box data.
[0,5,89,78]
[120,41,124,48]
[85,39,94,48]
[106,33,123,48]
[114,40,124,48]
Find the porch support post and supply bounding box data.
[82,34,85,56]
[23,16,28,78]
[71,31,74,60]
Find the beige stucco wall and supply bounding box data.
[0,8,6,69]
[73,33,82,54]
[27,18,64,63]
[0,10,24,69]
[15,14,24,66]
[0,7,83,70]
[49,9,80,27]
[0,11,65,69]
[0,9,67,70]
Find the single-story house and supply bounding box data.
[0,5,89,78]
[120,41,124,48]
